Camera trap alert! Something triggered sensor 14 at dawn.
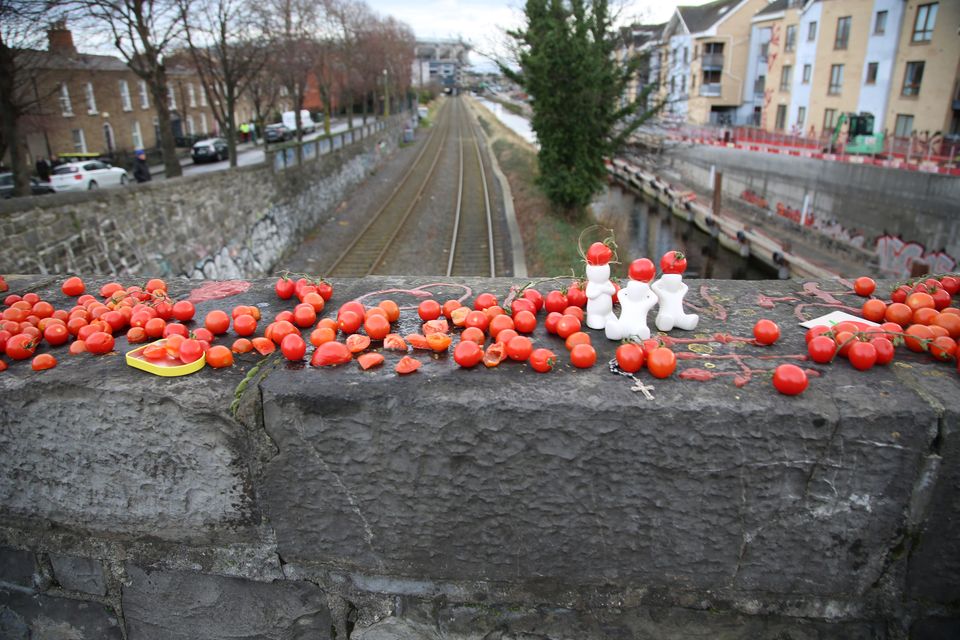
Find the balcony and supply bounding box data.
[701,53,724,69]
[753,79,765,97]
[700,84,722,97]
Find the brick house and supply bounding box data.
[18,23,220,166]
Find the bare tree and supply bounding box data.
[0,0,60,195]
[246,57,281,143]
[75,0,184,178]
[178,0,266,166]
[325,0,371,129]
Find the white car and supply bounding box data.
[51,160,129,192]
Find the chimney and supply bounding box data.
[48,20,76,55]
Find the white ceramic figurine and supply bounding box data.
[584,242,617,330]
[605,279,658,341]
[652,273,699,331]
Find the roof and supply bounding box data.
[755,0,788,17]
[677,0,743,34]
[25,49,129,72]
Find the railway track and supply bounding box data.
[326,100,452,277]
[446,97,496,278]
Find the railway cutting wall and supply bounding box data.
[0,120,401,280]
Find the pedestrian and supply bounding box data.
[35,156,51,182]
[239,122,249,143]
[133,149,151,184]
[50,154,63,167]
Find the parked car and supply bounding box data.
[265,123,293,143]
[0,172,56,199]
[50,160,129,192]
[191,138,229,164]
[282,110,317,134]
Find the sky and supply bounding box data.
[368,0,711,70]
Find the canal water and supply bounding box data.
[593,184,777,280]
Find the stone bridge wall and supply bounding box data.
[0,121,400,281]
[0,276,958,639]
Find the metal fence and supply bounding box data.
[267,118,392,172]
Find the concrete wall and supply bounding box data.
[1,275,958,639]
[664,144,960,261]
[0,121,398,280]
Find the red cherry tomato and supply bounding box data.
[628,258,656,282]
[31,353,57,371]
[521,289,543,312]
[555,314,581,339]
[5,333,38,360]
[205,345,234,368]
[275,277,295,299]
[338,310,363,334]
[280,333,307,361]
[473,293,498,310]
[807,336,837,364]
[85,331,115,355]
[569,343,597,368]
[853,277,876,297]
[418,300,441,321]
[660,250,687,274]
[315,280,333,301]
[61,276,85,296]
[205,309,231,335]
[616,343,644,372]
[848,341,877,371]
[772,364,808,395]
[506,335,533,361]
[870,337,895,365]
[544,291,567,313]
[178,338,204,363]
[566,283,587,308]
[647,347,676,378]
[453,340,484,368]
[43,323,70,347]
[753,319,780,345]
[513,310,537,334]
[171,300,195,322]
[528,348,557,372]
[586,242,613,266]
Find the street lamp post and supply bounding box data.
[383,69,389,118]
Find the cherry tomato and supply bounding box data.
[513,310,537,334]
[473,293,498,311]
[904,324,934,352]
[5,334,37,360]
[275,277,295,299]
[885,303,913,326]
[931,288,952,311]
[454,340,484,368]
[144,317,166,339]
[488,314,514,338]
[861,299,887,323]
[566,283,587,308]
[569,343,597,368]
[934,313,960,339]
[647,347,676,378]
[544,290,567,314]
[529,348,557,373]
[43,323,70,347]
[460,327,486,345]
[807,335,837,364]
[379,300,401,322]
[418,300,441,321]
[628,258,656,282]
[930,336,957,362]
[805,325,831,343]
[506,335,533,361]
[364,315,391,340]
[206,345,234,368]
[544,312,563,334]
[586,242,613,266]
[853,277,876,297]
[310,326,336,347]
[890,285,910,304]
[232,314,256,337]
[510,298,536,316]
[311,341,351,366]
[232,338,253,353]
[564,331,591,351]
[204,309,231,335]
[464,310,490,332]
[395,355,422,374]
[292,303,317,328]
[753,319,780,345]
[496,329,519,345]
[100,282,123,298]
[422,318,449,336]
[280,333,307,361]
[315,280,333,301]
[562,306,585,323]
[848,341,877,371]
[338,310,363,334]
[660,250,687,275]
[337,301,366,320]
[615,343,644,372]
[178,338,204,363]
[772,364,808,395]
[61,276,85,296]
[906,292,935,312]
[555,314,581,339]
[522,289,543,312]
[31,353,57,371]
[940,276,959,296]
[85,331,115,355]
[871,337,895,365]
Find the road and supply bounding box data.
[150,119,355,180]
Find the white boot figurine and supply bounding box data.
[605,279,658,341]
[585,263,617,330]
[652,273,699,331]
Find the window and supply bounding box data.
[780,65,793,92]
[200,88,207,107]
[683,47,688,64]
[775,105,787,131]
[138,80,150,109]
[59,82,73,116]
[785,25,797,52]
[681,75,686,94]
[912,3,938,43]
[704,42,724,55]
[186,116,195,135]
[807,21,817,41]
[119,80,132,111]
[834,16,851,49]
[71,128,87,153]
[132,121,143,149]
[188,83,196,108]
[823,108,837,131]
[865,63,878,85]
[802,64,812,84]
[200,112,208,134]
[895,114,914,137]
[702,69,722,84]
[152,116,160,146]
[754,74,765,96]
[167,85,176,110]
[797,106,806,127]
[828,64,844,95]
[874,10,887,35]
[902,61,924,96]
[670,76,675,94]
[84,82,97,114]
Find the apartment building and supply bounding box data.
[18,23,220,166]
[614,23,665,111]
[749,0,805,131]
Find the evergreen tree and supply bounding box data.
[503,0,658,214]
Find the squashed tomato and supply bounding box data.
[357,352,385,370]
[395,356,421,374]
[311,341,351,366]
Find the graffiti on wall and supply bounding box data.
[876,235,957,278]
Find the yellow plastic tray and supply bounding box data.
[125,339,205,377]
